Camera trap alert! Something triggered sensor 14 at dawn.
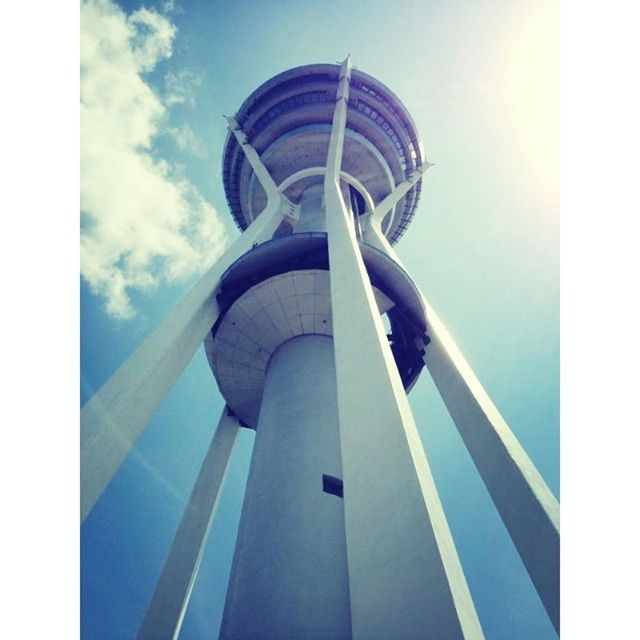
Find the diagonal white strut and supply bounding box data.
[225,115,281,205]
[362,219,560,633]
[81,155,285,523]
[325,56,484,640]
[370,161,432,223]
[226,115,299,227]
[422,303,560,632]
[137,408,240,640]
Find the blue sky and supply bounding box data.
[80,0,559,638]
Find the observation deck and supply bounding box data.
[205,233,428,427]
[222,63,425,244]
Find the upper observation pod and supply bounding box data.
[222,63,426,244]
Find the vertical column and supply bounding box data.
[325,58,483,639]
[422,304,560,632]
[81,176,284,522]
[137,408,240,640]
[220,336,351,640]
[363,219,559,632]
[295,182,327,233]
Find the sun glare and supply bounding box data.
[506,4,559,188]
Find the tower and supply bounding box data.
[81,59,559,639]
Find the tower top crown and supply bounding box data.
[222,62,425,244]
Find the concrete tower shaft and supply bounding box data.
[219,334,351,640]
[213,59,484,639]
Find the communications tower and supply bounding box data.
[81,59,559,639]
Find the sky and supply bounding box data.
[80,1,559,638]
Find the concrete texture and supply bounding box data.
[209,268,394,426]
[219,335,351,640]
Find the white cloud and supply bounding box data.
[164,68,202,107]
[167,123,206,157]
[162,0,180,14]
[80,0,226,319]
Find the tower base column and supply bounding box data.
[220,335,351,640]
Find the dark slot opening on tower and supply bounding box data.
[322,474,344,498]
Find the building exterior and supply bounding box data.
[81,59,559,639]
